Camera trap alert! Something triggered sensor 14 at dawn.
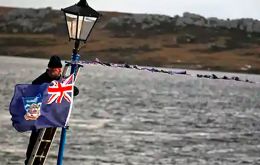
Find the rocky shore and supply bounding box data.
[1,7,260,34]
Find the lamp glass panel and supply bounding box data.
[77,16,97,40]
[65,13,78,39]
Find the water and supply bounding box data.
[0,56,260,165]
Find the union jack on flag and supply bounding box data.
[47,74,74,104]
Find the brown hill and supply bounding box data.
[0,6,259,74]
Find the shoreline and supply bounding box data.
[1,55,259,76]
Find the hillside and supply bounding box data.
[0,6,260,74]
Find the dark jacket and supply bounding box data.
[32,69,79,96]
[32,70,60,85]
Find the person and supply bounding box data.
[24,55,79,164]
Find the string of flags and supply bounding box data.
[71,58,256,84]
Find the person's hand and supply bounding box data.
[74,86,79,96]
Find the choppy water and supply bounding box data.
[0,56,260,165]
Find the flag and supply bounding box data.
[9,74,74,132]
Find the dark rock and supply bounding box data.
[124,63,131,68]
[211,74,218,79]
[197,74,203,78]
[133,65,139,69]
[103,62,111,66]
[160,70,169,73]
[222,76,229,80]
[203,75,211,78]
[232,76,240,81]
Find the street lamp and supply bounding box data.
[62,0,100,53]
[58,1,100,165]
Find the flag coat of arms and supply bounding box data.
[9,74,74,132]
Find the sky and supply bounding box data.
[1,0,260,20]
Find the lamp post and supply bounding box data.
[58,0,100,164]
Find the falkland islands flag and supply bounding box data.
[9,74,74,132]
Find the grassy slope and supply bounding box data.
[0,7,259,74]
